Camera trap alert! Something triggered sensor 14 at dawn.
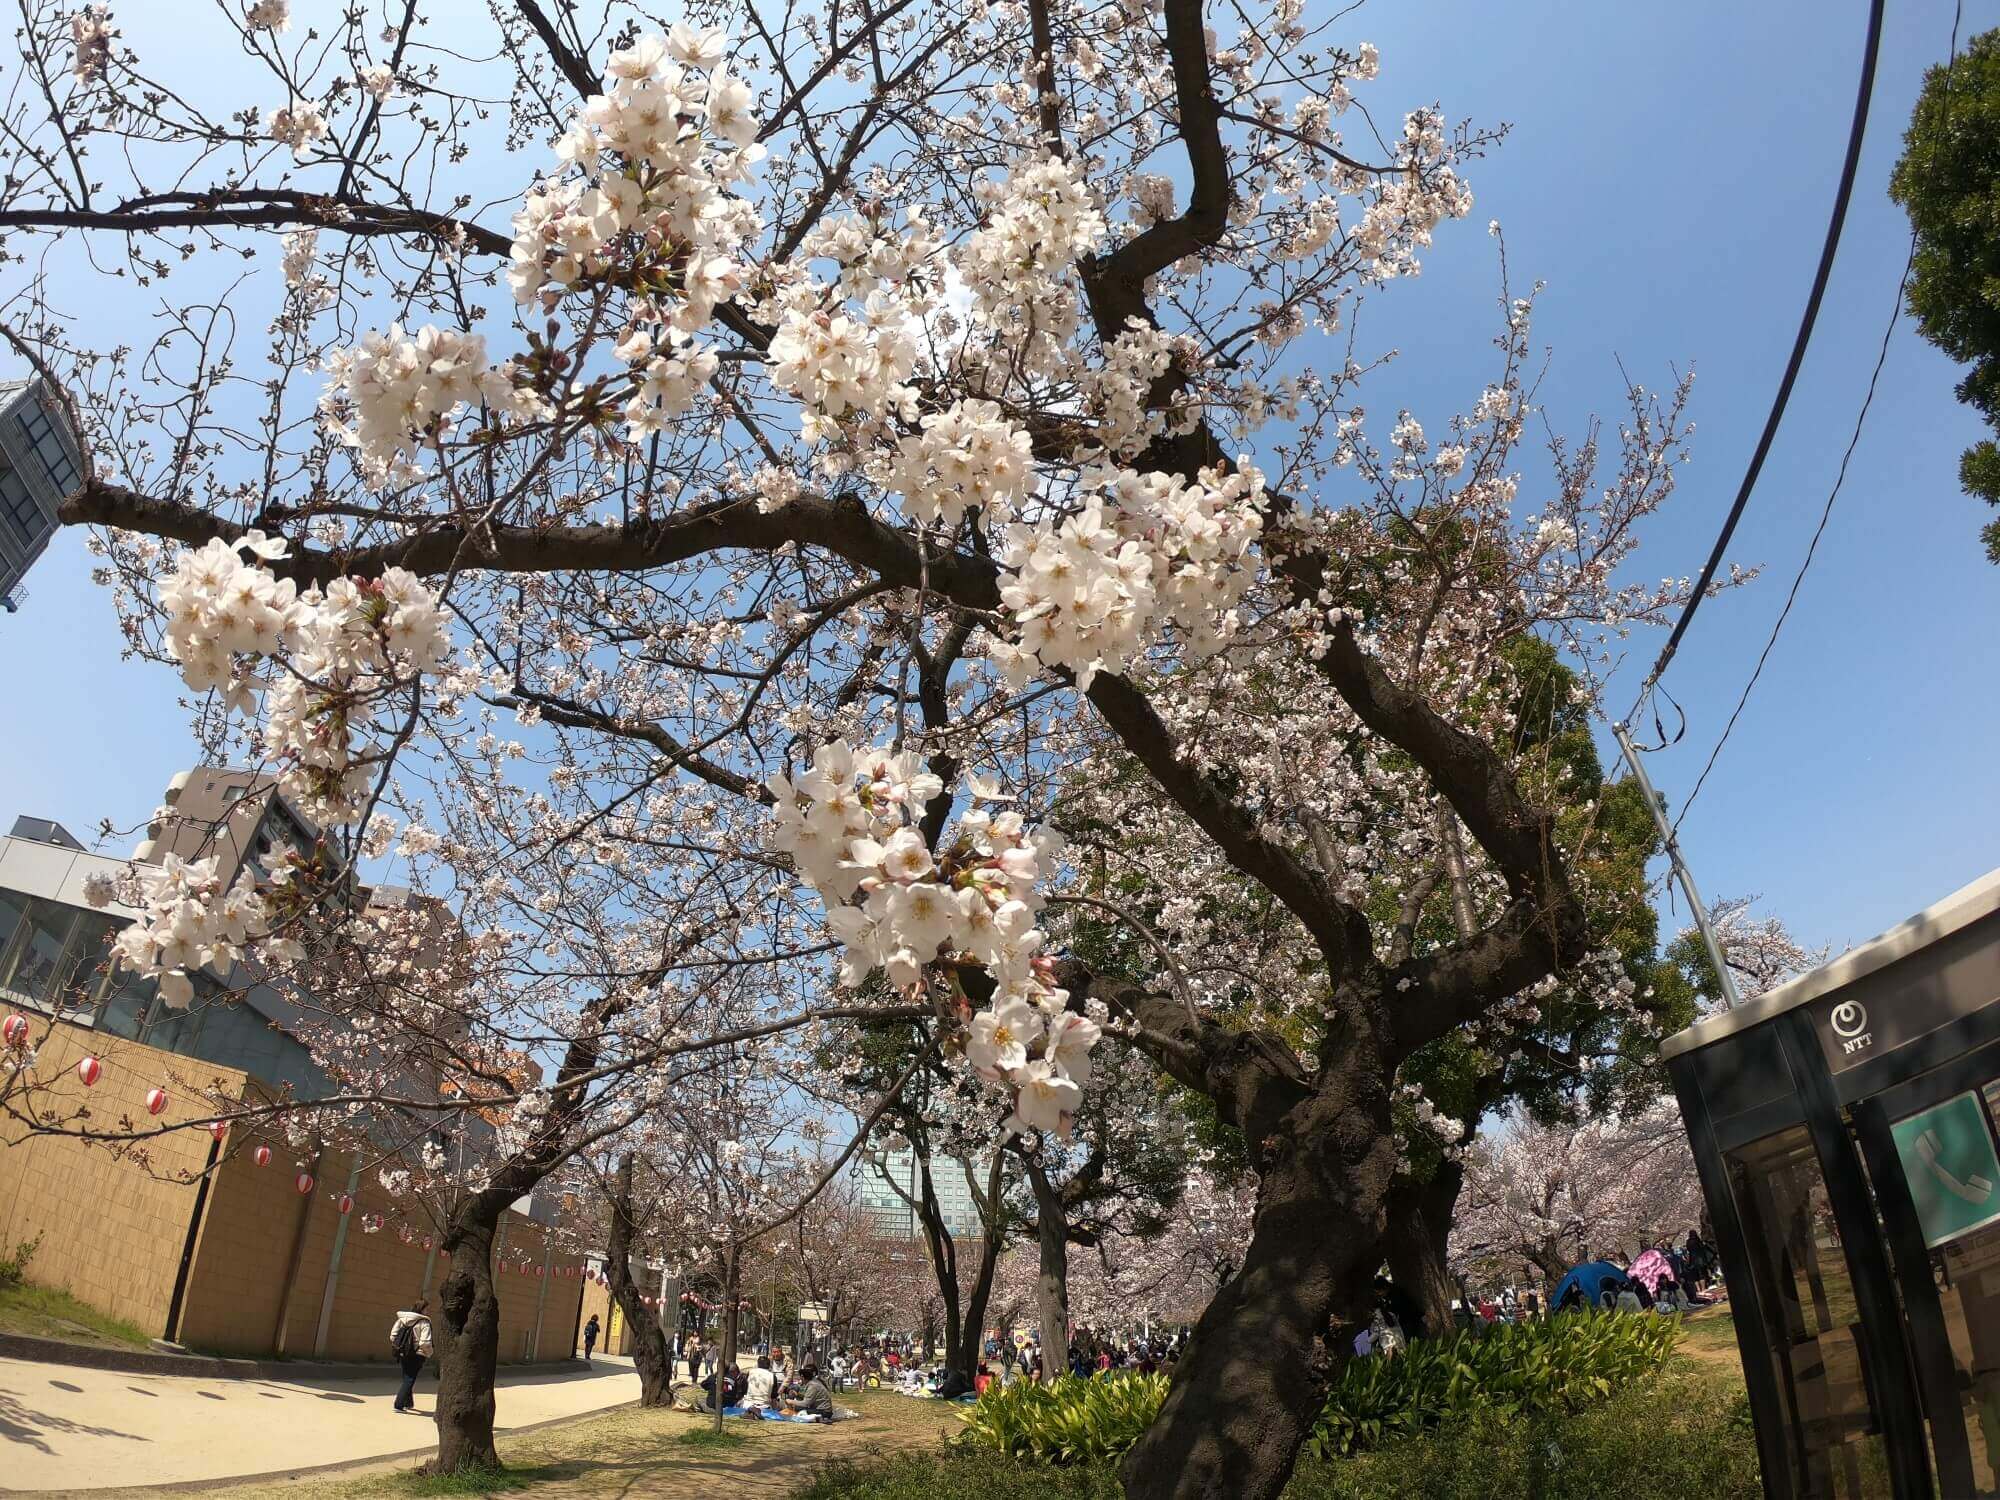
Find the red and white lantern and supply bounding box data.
[536,1264,544,1278]
[208,1121,228,1142]
[145,1087,169,1116]
[76,1056,101,1087]
[337,1194,354,1215]
[253,1145,272,1167]
[294,1171,315,1195]
[2,1014,27,1047]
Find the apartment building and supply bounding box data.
[0,378,83,612]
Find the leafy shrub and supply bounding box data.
[958,1373,1169,1462]
[797,1447,1122,1500]
[804,1368,1755,1500]
[1308,1310,1678,1458]
[0,1234,42,1288]
[954,1313,1678,1467]
[1291,1369,1759,1500]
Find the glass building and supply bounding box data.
[1663,868,2000,1499]
[0,379,83,612]
[856,1147,989,1240]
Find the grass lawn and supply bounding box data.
[96,1388,965,1500]
[0,1278,153,1349]
[1675,1299,1749,1389]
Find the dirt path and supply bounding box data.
[26,1390,964,1500]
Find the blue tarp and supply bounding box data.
[1550,1259,1627,1309]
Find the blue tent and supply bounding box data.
[1550,1259,1627,1310]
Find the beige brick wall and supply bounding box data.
[0,1018,588,1363]
[181,1145,588,1363]
[0,1020,249,1337]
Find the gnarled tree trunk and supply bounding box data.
[1383,1158,1463,1341]
[428,1201,505,1474]
[1117,1036,1401,1500]
[605,1155,672,1406]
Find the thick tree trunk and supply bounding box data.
[605,1156,672,1406]
[1119,1082,1400,1500]
[427,1201,505,1474]
[1383,1158,1463,1341]
[1025,1156,1071,1383]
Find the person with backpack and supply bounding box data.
[390,1299,433,1413]
[582,1313,600,1365]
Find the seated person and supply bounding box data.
[743,1355,779,1410]
[782,1362,835,1421]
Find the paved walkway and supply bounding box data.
[0,1354,641,1491]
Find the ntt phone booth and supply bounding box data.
[1663,870,2000,1500]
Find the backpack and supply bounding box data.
[393,1319,418,1360]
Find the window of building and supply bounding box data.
[0,468,42,550]
[0,896,79,1005]
[15,406,79,495]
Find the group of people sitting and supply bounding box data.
[668,1336,838,1420]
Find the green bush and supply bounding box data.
[1291,1369,1759,1500]
[1308,1311,1681,1459]
[796,1447,1122,1500]
[798,1369,1756,1500]
[954,1314,1678,1467]
[958,1373,1170,1462]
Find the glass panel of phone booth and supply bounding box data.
[1729,1124,1891,1498]
[1906,1079,2000,1497]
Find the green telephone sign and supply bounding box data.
[1891,1091,2000,1248]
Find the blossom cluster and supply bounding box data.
[102,854,269,1009]
[764,740,1097,1134]
[884,398,1036,530]
[70,4,116,83]
[319,324,546,486]
[265,96,328,160]
[769,303,920,440]
[506,27,757,328]
[959,154,1105,375]
[992,463,1266,688]
[157,533,451,823]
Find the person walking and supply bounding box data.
[582,1313,600,1365]
[390,1299,433,1413]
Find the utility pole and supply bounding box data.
[1612,721,1741,1011]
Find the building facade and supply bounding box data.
[0,378,83,611]
[0,775,586,1362]
[856,1147,990,1240]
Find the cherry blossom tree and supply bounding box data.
[0,2,1724,1494]
[1449,1101,1703,1283]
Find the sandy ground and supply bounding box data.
[0,1354,643,1491]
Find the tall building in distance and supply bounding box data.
[856,1148,990,1240]
[0,378,83,613]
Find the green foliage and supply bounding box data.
[805,1368,1755,1500]
[1291,1368,1758,1500]
[676,1426,750,1450]
[954,1316,1678,1470]
[1890,28,2000,550]
[957,1373,1170,1463]
[1306,1311,1680,1459]
[795,1445,1125,1500]
[0,1274,153,1349]
[0,1234,41,1288]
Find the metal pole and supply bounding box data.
[1612,721,1741,1010]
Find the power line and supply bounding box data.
[1627,0,1887,721]
[1674,0,1965,831]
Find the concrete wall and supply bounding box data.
[0,1020,240,1335]
[0,1018,587,1362]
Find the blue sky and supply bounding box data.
[0,0,1993,964]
